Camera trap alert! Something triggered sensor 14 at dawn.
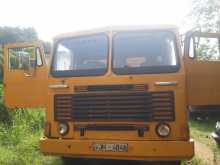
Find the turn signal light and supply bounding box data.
[44,122,51,137]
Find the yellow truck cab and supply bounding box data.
[3,25,220,164]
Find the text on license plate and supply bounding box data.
[92,143,128,152]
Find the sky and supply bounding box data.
[0,0,192,41]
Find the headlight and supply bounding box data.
[59,122,69,135]
[156,123,171,137]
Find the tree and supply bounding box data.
[188,0,220,32]
[186,0,220,60]
[0,27,38,44]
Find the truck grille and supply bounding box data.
[54,86,175,122]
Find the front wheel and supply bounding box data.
[62,157,86,165]
[159,161,181,165]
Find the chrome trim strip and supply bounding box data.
[154,81,178,86]
[48,84,69,89]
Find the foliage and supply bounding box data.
[196,38,220,60]
[189,111,220,165]
[0,109,62,165]
[190,117,217,148]
[181,156,205,165]
[0,27,38,44]
[188,0,220,32]
[187,0,220,61]
[0,85,61,165]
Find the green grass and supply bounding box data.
[189,115,219,149]
[188,113,220,165]
[180,114,220,165]
[0,108,62,165]
[0,84,62,165]
[182,156,205,165]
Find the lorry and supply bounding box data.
[3,25,220,164]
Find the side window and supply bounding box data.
[36,47,43,66]
[9,47,35,70]
[195,37,220,61]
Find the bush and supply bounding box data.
[0,108,61,165]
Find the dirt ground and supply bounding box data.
[195,140,220,165]
[195,140,215,165]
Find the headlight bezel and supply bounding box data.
[58,122,69,136]
[156,123,171,138]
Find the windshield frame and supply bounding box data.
[50,33,109,77]
[112,30,180,75]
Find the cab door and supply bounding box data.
[3,42,48,108]
[184,31,220,106]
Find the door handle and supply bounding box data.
[48,84,69,89]
[154,81,178,86]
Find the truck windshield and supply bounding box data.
[113,31,179,74]
[51,34,108,77]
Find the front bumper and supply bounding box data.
[39,138,194,161]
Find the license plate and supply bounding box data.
[92,143,128,152]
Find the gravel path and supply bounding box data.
[195,140,215,165]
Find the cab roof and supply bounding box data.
[54,25,179,41]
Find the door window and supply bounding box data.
[8,47,43,70]
[194,37,220,61]
[8,47,35,70]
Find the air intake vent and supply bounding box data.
[54,86,174,122]
[74,84,148,93]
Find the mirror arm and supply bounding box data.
[193,37,197,58]
[218,38,220,54]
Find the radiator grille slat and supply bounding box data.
[54,86,175,122]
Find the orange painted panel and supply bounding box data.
[3,42,48,108]
[184,32,220,106]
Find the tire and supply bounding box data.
[159,161,181,165]
[62,157,86,165]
